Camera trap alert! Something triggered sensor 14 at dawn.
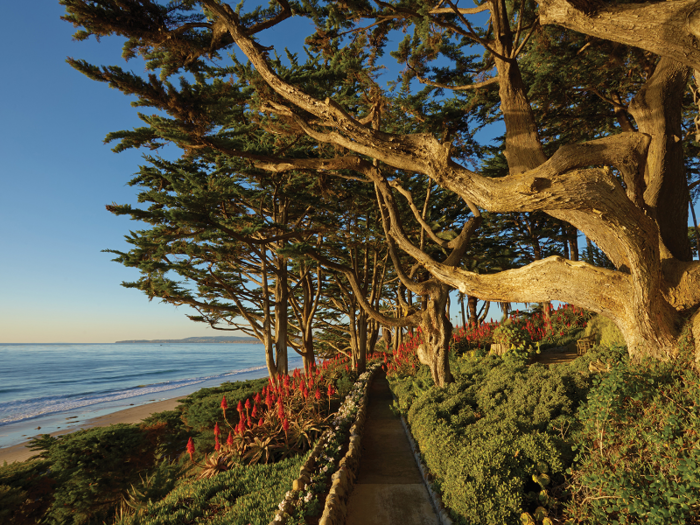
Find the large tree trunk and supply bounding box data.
[274,258,289,376]
[416,285,454,387]
[629,57,692,261]
[467,295,479,327]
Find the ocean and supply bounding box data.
[0,343,302,449]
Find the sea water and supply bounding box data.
[0,343,302,449]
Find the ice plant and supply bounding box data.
[187,437,195,462]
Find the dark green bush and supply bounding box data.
[179,378,268,432]
[391,356,593,524]
[0,458,54,525]
[29,424,161,525]
[114,449,310,525]
[565,358,700,524]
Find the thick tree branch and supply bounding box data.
[537,0,700,71]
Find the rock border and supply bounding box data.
[318,364,379,525]
[269,363,380,525]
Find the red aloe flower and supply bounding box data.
[215,437,220,452]
[236,400,243,414]
[221,395,228,416]
[282,418,289,434]
[254,392,261,405]
[258,417,264,426]
[252,404,258,418]
[226,431,233,447]
[214,422,220,438]
[278,402,284,420]
[315,388,321,401]
[186,437,195,461]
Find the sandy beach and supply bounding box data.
[0,396,186,465]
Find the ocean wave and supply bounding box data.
[0,365,267,426]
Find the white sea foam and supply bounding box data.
[0,365,267,425]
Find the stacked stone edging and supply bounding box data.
[318,365,379,525]
[268,364,380,525]
[269,433,329,524]
[398,409,454,525]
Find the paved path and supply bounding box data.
[345,372,440,525]
[534,345,579,366]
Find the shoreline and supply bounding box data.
[0,395,187,465]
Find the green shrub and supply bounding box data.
[391,357,593,524]
[114,449,310,525]
[27,424,163,525]
[565,358,700,524]
[179,378,268,432]
[0,458,54,525]
[583,314,626,347]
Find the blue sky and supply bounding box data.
[1,2,697,343]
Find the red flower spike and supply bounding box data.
[254,393,261,405]
[221,395,228,412]
[315,388,321,401]
[252,405,258,418]
[214,422,220,437]
[236,400,243,413]
[282,418,289,432]
[186,437,195,461]
[226,431,233,447]
[245,398,251,410]
[258,417,264,426]
[215,438,220,452]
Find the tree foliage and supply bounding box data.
[60,0,700,376]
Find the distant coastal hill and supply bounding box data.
[115,336,260,344]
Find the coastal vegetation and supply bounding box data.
[10,0,697,521]
[388,314,700,524]
[3,314,698,523]
[0,356,371,525]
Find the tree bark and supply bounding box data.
[629,57,692,261]
[467,295,479,327]
[537,0,700,71]
[416,284,454,387]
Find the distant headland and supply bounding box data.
[115,336,259,344]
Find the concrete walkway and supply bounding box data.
[345,372,440,525]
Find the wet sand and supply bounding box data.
[0,396,185,465]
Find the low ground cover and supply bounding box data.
[387,313,700,524]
